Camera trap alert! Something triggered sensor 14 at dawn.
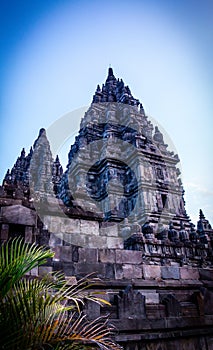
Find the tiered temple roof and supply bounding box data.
[0,67,212,252]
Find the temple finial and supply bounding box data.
[199,209,205,220]
[108,66,114,77]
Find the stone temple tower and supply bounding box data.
[1,68,213,350]
[59,67,190,236]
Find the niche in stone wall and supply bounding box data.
[161,194,167,208]
[9,224,25,239]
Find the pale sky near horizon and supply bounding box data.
[0,0,212,225]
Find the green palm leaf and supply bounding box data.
[0,238,122,350]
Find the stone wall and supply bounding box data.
[1,205,213,349]
[35,244,213,350]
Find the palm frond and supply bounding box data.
[0,237,54,299]
[0,238,122,350]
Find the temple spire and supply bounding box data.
[52,155,63,196]
[199,209,205,220]
[108,67,114,77]
[92,67,140,106]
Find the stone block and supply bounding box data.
[86,235,107,248]
[52,260,63,271]
[63,232,86,247]
[99,249,116,263]
[180,267,199,280]
[48,215,62,233]
[123,264,143,279]
[122,264,134,279]
[86,300,100,320]
[78,248,98,263]
[62,262,75,276]
[140,291,159,304]
[62,218,80,234]
[80,220,99,236]
[52,246,61,261]
[39,229,50,246]
[105,263,115,279]
[161,294,181,316]
[38,266,53,276]
[106,237,123,249]
[76,262,105,277]
[115,264,124,279]
[1,205,36,226]
[30,266,38,276]
[25,226,33,243]
[143,265,161,279]
[71,246,79,262]
[49,233,63,247]
[199,268,213,281]
[161,266,180,280]
[116,250,142,264]
[100,223,118,237]
[43,215,52,229]
[1,223,9,240]
[60,246,72,262]
[116,287,146,319]
[66,276,77,285]
[133,265,143,279]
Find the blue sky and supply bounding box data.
[0,0,212,225]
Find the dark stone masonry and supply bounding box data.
[1,68,213,349]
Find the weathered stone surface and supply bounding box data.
[78,248,98,263]
[25,226,33,243]
[46,216,81,234]
[161,294,181,316]
[49,233,63,247]
[99,249,116,263]
[146,304,166,319]
[62,262,75,276]
[106,237,123,249]
[115,264,124,279]
[161,266,180,280]
[30,266,38,276]
[62,218,80,234]
[63,232,86,247]
[75,262,105,277]
[100,223,118,237]
[38,266,53,276]
[123,264,142,279]
[116,250,142,264]
[60,246,73,262]
[52,246,61,261]
[116,286,146,319]
[86,300,100,320]
[143,265,161,279]
[199,268,213,281]
[122,264,134,279]
[86,235,107,248]
[140,291,159,304]
[1,223,9,240]
[105,263,115,279]
[1,205,36,225]
[197,287,213,316]
[44,215,62,233]
[71,246,79,262]
[80,220,99,236]
[180,267,199,280]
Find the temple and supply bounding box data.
[1,68,213,349]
